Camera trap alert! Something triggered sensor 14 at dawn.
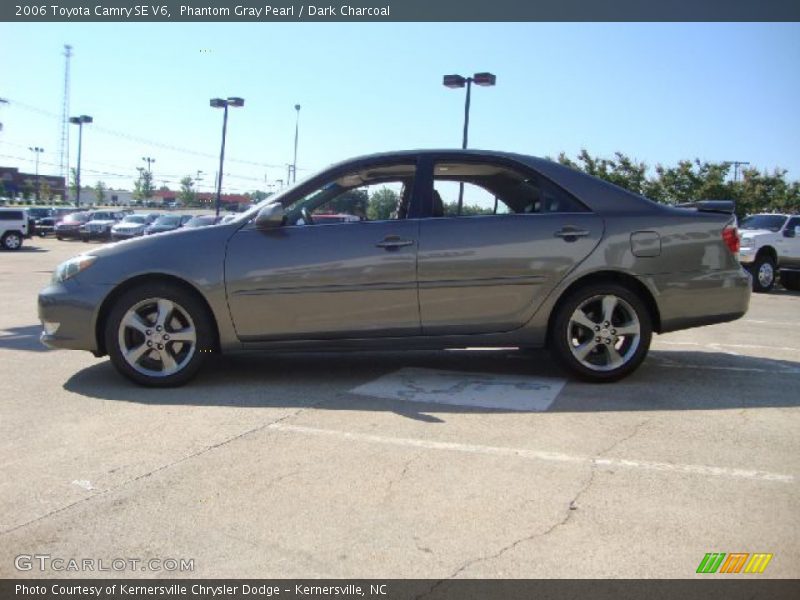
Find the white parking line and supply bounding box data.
[742,319,800,327]
[656,340,800,353]
[266,424,795,484]
[350,367,566,412]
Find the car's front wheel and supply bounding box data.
[105,282,213,386]
[2,232,23,251]
[751,254,776,293]
[550,283,652,382]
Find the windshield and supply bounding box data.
[153,215,180,226]
[740,215,786,232]
[122,215,147,224]
[63,212,89,223]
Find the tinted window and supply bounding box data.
[740,215,786,232]
[287,162,416,225]
[431,162,588,217]
[0,211,24,221]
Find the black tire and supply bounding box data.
[2,232,23,251]
[780,271,800,291]
[56,234,63,241]
[750,254,776,293]
[549,283,652,383]
[105,282,214,387]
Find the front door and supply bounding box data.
[225,161,421,341]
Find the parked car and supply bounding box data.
[39,150,751,387]
[144,214,193,235]
[737,213,800,292]
[0,207,29,250]
[110,213,160,241]
[183,215,222,228]
[80,211,124,242]
[55,211,92,240]
[37,208,76,237]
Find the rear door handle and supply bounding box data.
[554,227,590,240]
[376,236,415,250]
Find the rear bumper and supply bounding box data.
[642,267,752,333]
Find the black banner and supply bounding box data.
[4,0,800,22]
[2,579,800,600]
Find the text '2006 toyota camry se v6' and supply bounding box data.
[38,150,751,386]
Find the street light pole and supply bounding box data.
[29,146,44,202]
[142,156,156,173]
[292,104,301,184]
[443,72,496,211]
[69,115,93,207]
[210,97,244,218]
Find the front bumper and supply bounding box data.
[111,231,142,241]
[738,247,756,264]
[38,280,112,354]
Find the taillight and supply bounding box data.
[722,223,740,255]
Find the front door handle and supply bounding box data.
[554,227,590,240]
[376,236,415,250]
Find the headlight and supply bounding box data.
[52,255,97,284]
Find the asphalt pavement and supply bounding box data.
[0,236,797,579]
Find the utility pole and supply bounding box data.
[59,45,73,189]
[725,160,750,183]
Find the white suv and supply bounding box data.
[738,213,800,292]
[0,208,29,251]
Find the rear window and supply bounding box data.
[0,211,25,221]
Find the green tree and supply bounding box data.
[328,189,369,216]
[94,181,107,205]
[366,187,398,221]
[40,181,52,202]
[133,167,155,202]
[178,176,197,206]
[21,179,34,201]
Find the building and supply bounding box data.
[0,166,66,200]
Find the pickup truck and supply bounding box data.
[738,213,800,292]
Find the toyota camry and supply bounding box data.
[39,150,751,386]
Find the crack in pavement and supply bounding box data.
[383,452,423,503]
[416,418,651,598]
[0,403,322,538]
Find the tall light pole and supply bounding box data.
[210,97,244,217]
[443,72,496,149]
[292,104,301,184]
[69,115,92,207]
[443,72,496,211]
[142,156,156,173]
[29,146,44,202]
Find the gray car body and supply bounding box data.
[39,149,751,357]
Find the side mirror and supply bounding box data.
[255,202,285,229]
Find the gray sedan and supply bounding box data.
[39,150,751,386]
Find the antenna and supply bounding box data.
[59,44,73,189]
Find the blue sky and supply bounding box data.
[1,22,798,194]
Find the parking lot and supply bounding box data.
[0,236,798,579]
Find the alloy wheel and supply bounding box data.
[566,294,641,372]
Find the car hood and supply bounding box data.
[739,229,774,238]
[85,220,116,225]
[113,223,145,230]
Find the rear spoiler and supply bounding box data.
[675,200,735,214]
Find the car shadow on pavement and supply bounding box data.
[0,325,51,352]
[62,348,800,417]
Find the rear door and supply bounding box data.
[416,156,603,335]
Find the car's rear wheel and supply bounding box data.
[751,254,776,293]
[105,282,213,387]
[2,232,23,251]
[550,283,652,382]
